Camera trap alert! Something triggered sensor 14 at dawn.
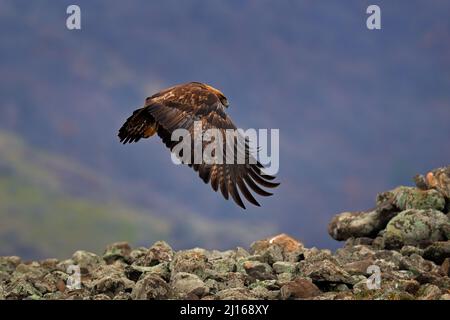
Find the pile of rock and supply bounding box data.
[0,235,313,300]
[1,166,449,300]
[1,233,449,300]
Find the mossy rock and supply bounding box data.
[392,187,445,211]
[384,209,450,249]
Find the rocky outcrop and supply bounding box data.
[329,166,450,249]
[324,165,450,299]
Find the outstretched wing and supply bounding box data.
[118,108,156,144]
[143,82,279,209]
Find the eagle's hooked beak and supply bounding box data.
[222,98,229,108]
[204,84,228,107]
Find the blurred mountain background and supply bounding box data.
[0,0,449,259]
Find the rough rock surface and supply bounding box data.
[324,165,450,300]
[383,209,450,249]
[1,165,450,300]
[1,234,449,300]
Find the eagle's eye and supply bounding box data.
[219,96,229,107]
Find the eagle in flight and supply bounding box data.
[118,82,279,209]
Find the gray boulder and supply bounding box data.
[141,241,174,266]
[131,274,170,300]
[170,248,210,279]
[299,259,354,285]
[280,278,321,299]
[423,241,450,264]
[328,201,397,241]
[391,186,446,211]
[72,250,103,274]
[250,234,304,263]
[103,242,132,264]
[170,272,209,298]
[383,209,450,249]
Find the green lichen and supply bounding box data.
[384,209,450,248]
[393,187,445,211]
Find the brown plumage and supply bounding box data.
[118,82,279,209]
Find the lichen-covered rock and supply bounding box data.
[422,241,450,264]
[344,237,374,247]
[93,293,111,300]
[399,254,438,275]
[55,259,75,273]
[138,241,174,267]
[125,262,170,282]
[208,250,237,274]
[414,271,450,289]
[91,272,134,298]
[335,245,375,265]
[374,250,403,269]
[40,258,59,271]
[299,259,354,285]
[417,284,442,300]
[353,278,418,300]
[204,272,247,292]
[342,259,374,276]
[0,270,9,282]
[395,279,420,295]
[0,284,5,299]
[440,258,450,276]
[12,262,45,280]
[72,251,103,274]
[103,242,132,264]
[170,272,209,298]
[248,279,279,291]
[42,271,68,294]
[303,247,336,264]
[0,256,21,274]
[272,261,297,274]
[351,278,371,295]
[170,248,209,279]
[113,292,132,300]
[240,260,274,281]
[280,278,321,299]
[328,207,396,241]
[215,287,258,300]
[251,286,279,299]
[64,290,90,300]
[131,274,170,300]
[5,278,42,299]
[129,247,147,263]
[377,290,415,300]
[314,291,355,300]
[235,247,250,259]
[371,236,385,250]
[250,234,304,263]
[383,209,450,249]
[392,186,446,211]
[400,245,424,257]
[277,272,294,283]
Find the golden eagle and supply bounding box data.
[118,82,279,209]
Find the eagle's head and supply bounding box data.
[204,83,229,107]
